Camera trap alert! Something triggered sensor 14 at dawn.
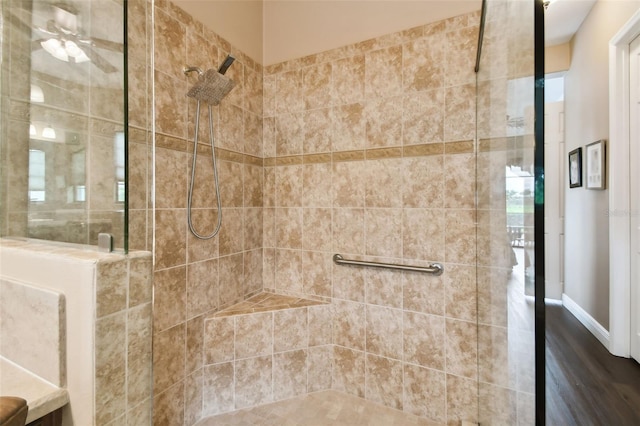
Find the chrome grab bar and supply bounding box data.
[333,254,444,276]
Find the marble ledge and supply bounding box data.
[0,237,151,263]
[0,357,69,423]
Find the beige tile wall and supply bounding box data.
[130,0,266,423]
[202,303,333,417]
[262,10,485,425]
[127,0,153,253]
[95,252,154,426]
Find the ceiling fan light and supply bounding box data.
[73,54,90,64]
[41,38,68,62]
[42,125,56,140]
[64,40,90,63]
[73,51,90,64]
[64,40,81,56]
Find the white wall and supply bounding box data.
[546,42,571,73]
[564,0,640,330]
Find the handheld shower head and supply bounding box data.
[186,68,235,105]
[183,56,237,239]
[183,56,236,105]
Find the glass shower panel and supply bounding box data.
[476,0,536,424]
[0,0,127,250]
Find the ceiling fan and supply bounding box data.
[31,3,123,74]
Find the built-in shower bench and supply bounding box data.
[202,292,333,416]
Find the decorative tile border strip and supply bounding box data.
[332,150,365,163]
[264,140,475,166]
[153,131,264,166]
[403,143,444,157]
[445,140,475,154]
[478,135,535,152]
[149,134,478,166]
[128,127,148,144]
[303,153,332,164]
[366,147,403,160]
[83,130,482,166]
[275,155,304,166]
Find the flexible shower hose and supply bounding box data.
[187,100,222,239]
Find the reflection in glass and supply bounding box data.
[0,0,127,250]
[71,151,86,203]
[28,150,46,202]
[41,125,56,139]
[114,132,125,203]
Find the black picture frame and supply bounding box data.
[569,147,582,188]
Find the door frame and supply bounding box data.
[544,99,565,301]
[608,9,640,357]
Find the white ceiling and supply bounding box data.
[262,0,481,65]
[545,0,597,46]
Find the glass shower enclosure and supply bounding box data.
[1,0,127,251]
[475,0,541,424]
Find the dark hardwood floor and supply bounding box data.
[546,303,640,425]
[508,248,640,425]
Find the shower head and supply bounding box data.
[186,68,235,105]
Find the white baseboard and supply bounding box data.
[562,293,610,350]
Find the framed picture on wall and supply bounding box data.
[568,147,582,188]
[585,140,606,189]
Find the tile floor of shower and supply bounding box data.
[195,390,438,426]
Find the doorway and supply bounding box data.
[544,75,565,302]
[609,8,640,361]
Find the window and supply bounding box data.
[545,73,565,102]
[71,151,86,202]
[114,132,125,203]
[29,149,46,202]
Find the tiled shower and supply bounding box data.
[0,0,536,424]
[134,0,535,424]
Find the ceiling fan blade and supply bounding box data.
[77,46,118,73]
[34,27,60,38]
[81,37,124,53]
[32,39,46,51]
